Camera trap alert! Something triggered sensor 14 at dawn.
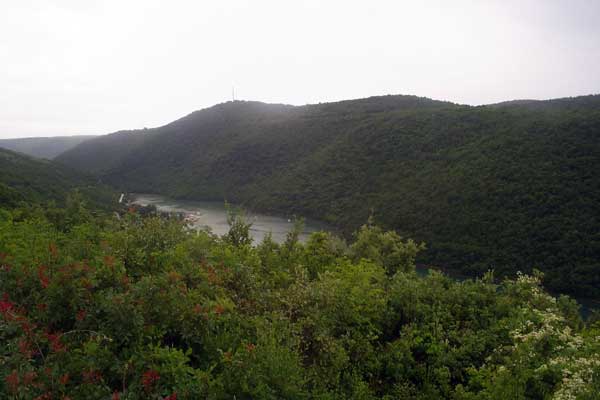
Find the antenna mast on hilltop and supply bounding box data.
[232,86,235,102]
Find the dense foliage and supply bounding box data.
[1,201,599,399]
[56,95,600,298]
[0,148,115,211]
[0,136,96,160]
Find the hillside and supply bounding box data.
[0,135,96,159]
[0,148,115,210]
[56,94,600,297]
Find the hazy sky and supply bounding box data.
[1,0,599,138]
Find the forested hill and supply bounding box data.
[0,135,96,159]
[0,148,115,210]
[56,94,600,297]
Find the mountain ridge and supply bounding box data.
[0,135,97,159]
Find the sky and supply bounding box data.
[1,0,599,138]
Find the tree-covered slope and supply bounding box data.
[0,148,115,209]
[56,96,452,178]
[56,94,600,297]
[55,130,149,174]
[0,135,96,159]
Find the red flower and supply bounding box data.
[59,373,70,385]
[18,338,33,358]
[112,392,121,400]
[164,392,178,400]
[37,303,48,311]
[38,265,50,288]
[245,343,256,352]
[0,293,14,317]
[82,369,102,384]
[76,309,87,321]
[214,304,225,315]
[142,369,160,391]
[45,332,66,353]
[193,304,203,315]
[5,370,19,393]
[18,317,35,335]
[23,371,37,385]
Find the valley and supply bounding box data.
[56,95,600,298]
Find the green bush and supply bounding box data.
[0,207,598,399]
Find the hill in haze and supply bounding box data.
[56,94,600,297]
[0,147,115,210]
[0,135,96,159]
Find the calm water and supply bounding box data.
[130,193,330,244]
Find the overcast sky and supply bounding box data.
[1,0,599,138]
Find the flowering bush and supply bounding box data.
[0,210,598,399]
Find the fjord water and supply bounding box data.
[131,193,330,243]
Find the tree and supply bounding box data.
[350,216,425,275]
[225,204,253,247]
